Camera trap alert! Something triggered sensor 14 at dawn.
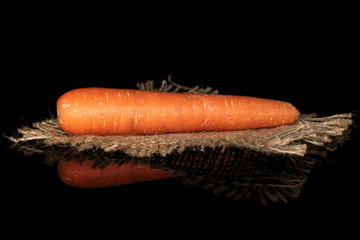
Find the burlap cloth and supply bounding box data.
[9,79,354,205]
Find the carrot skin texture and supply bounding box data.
[57,87,299,135]
[58,160,174,188]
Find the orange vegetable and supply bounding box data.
[58,160,174,188]
[57,87,299,135]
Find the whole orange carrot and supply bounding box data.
[57,88,299,135]
[58,160,174,188]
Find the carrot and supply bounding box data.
[58,160,174,188]
[57,87,299,135]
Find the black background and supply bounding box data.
[1,6,359,236]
